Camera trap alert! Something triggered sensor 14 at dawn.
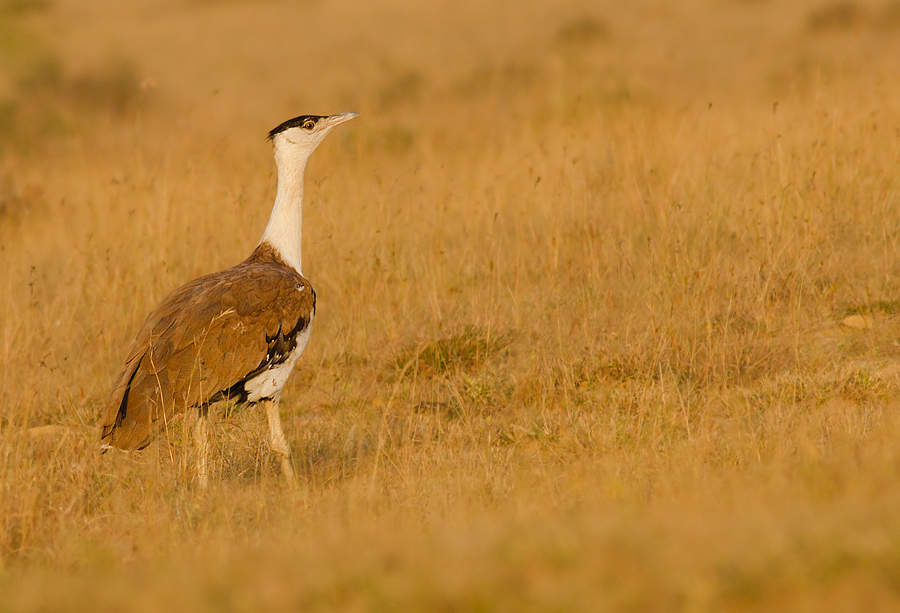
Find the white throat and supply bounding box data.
[260,144,311,273]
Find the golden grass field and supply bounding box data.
[3,0,900,609]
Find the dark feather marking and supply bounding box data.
[267,115,328,141]
[103,356,142,440]
[207,313,311,404]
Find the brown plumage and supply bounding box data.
[101,111,357,486]
[100,242,315,450]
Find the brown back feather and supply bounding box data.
[101,244,315,450]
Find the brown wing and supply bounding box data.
[101,249,315,450]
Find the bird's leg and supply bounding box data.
[192,407,210,490]
[263,398,296,485]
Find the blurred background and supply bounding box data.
[1,0,898,150]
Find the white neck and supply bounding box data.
[260,145,310,273]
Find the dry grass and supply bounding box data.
[2,0,900,610]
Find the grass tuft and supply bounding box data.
[554,16,610,46]
[395,326,511,378]
[807,1,866,31]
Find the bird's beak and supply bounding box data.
[326,112,359,127]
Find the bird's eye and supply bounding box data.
[302,120,315,130]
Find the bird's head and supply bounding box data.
[267,112,358,162]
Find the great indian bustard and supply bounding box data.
[100,112,358,486]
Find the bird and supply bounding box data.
[100,112,358,487]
